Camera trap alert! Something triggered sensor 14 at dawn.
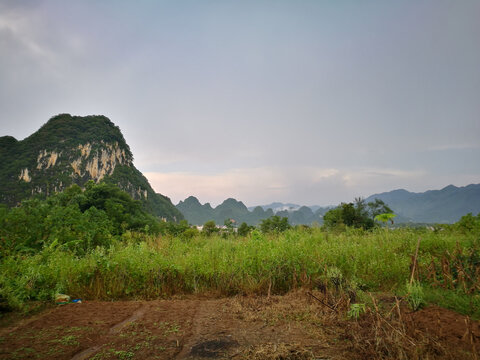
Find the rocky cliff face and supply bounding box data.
[0,114,183,221]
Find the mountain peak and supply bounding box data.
[0,114,182,221]
[181,196,201,205]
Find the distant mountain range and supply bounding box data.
[178,184,480,226]
[176,196,331,226]
[365,184,480,224]
[248,202,303,212]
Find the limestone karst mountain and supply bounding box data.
[176,196,326,226]
[0,114,182,221]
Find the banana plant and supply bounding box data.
[374,213,396,227]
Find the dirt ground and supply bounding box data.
[0,290,479,360]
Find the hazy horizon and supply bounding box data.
[1,1,479,207]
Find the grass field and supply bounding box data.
[2,226,479,319]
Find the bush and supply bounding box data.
[259,216,290,233]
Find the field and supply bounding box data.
[1,226,480,359]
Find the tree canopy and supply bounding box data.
[0,182,163,255]
[323,198,393,230]
[259,215,291,233]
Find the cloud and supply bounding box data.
[144,166,432,207]
[340,168,426,188]
[1,1,479,206]
[427,144,480,151]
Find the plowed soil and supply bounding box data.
[0,290,479,359]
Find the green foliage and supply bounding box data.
[323,198,393,230]
[202,220,219,236]
[1,216,479,318]
[374,213,396,226]
[367,198,393,218]
[422,286,480,319]
[238,222,254,237]
[162,220,190,237]
[405,281,425,311]
[347,303,366,320]
[0,182,162,256]
[455,212,480,233]
[259,216,291,233]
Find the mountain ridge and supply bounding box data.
[178,184,480,225]
[365,184,480,223]
[177,196,328,226]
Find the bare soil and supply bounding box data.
[0,290,479,359]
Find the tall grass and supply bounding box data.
[1,227,478,315]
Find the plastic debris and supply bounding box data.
[55,294,70,304]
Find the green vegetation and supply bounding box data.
[1,184,479,322]
[374,212,396,226]
[238,222,254,236]
[259,215,291,233]
[1,201,479,320]
[0,182,163,256]
[202,220,219,236]
[347,303,366,320]
[405,281,425,311]
[52,335,80,346]
[323,198,393,230]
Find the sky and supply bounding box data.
[1,0,479,207]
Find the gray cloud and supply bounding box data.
[1,0,479,206]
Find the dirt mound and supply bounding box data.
[405,305,480,353]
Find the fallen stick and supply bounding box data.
[307,291,337,312]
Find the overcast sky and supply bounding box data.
[1,0,479,206]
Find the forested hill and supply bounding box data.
[365,184,480,223]
[0,114,183,221]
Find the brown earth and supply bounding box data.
[0,290,479,360]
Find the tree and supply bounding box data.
[368,199,393,218]
[455,213,480,233]
[259,216,291,233]
[323,198,394,230]
[323,206,345,229]
[164,219,190,236]
[0,182,164,255]
[238,222,253,236]
[202,220,218,236]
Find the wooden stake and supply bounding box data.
[410,237,421,285]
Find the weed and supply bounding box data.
[1,227,479,317]
[347,303,366,320]
[11,347,37,359]
[406,281,425,311]
[112,350,134,360]
[157,321,180,335]
[92,348,135,360]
